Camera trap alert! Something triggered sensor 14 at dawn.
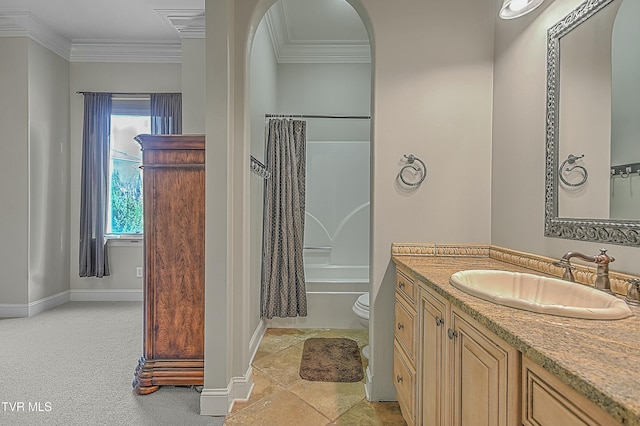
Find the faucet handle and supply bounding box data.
[625,278,640,306]
[594,248,615,264]
[553,258,575,281]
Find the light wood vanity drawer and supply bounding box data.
[522,357,618,426]
[394,341,415,425]
[396,268,416,306]
[395,296,416,363]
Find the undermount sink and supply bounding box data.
[449,270,633,320]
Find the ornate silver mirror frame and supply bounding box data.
[544,0,640,246]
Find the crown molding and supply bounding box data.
[0,10,182,63]
[264,2,370,64]
[0,9,71,60]
[155,9,205,39]
[70,40,182,63]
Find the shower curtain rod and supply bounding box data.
[265,113,370,120]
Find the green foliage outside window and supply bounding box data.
[111,169,143,234]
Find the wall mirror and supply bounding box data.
[544,0,640,246]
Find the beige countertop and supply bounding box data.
[392,254,640,426]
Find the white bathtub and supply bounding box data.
[265,263,369,329]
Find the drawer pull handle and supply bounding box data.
[435,317,444,326]
[397,323,404,330]
[396,375,403,383]
[398,281,405,288]
[447,328,458,340]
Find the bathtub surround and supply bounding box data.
[261,119,308,319]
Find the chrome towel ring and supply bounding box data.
[399,154,427,187]
[559,154,588,187]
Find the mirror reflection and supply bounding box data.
[610,0,640,219]
[557,0,640,221]
[545,0,640,246]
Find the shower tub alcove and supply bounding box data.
[265,138,371,329]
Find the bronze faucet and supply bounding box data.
[554,249,615,293]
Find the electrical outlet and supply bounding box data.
[136,267,143,278]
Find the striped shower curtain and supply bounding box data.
[261,119,308,319]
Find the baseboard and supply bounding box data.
[70,289,143,302]
[365,365,373,400]
[248,320,266,364]
[200,367,254,416]
[29,290,70,316]
[0,290,70,318]
[0,303,28,318]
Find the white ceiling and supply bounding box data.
[0,0,370,63]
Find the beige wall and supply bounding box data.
[69,62,181,295]
[249,18,278,339]
[182,38,206,134]
[492,0,640,274]
[28,40,71,303]
[0,38,70,311]
[0,38,30,306]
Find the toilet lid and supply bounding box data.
[356,293,369,309]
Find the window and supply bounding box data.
[108,96,150,236]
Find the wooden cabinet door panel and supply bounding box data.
[420,286,448,426]
[450,309,520,426]
[523,357,619,426]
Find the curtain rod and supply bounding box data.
[265,113,370,120]
[76,91,180,96]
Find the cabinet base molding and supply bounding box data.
[132,356,204,395]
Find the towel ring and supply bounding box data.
[399,154,427,187]
[559,154,588,187]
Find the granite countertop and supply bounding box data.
[392,254,640,426]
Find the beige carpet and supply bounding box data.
[0,302,224,426]
[299,337,364,382]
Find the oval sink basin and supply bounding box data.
[449,270,632,320]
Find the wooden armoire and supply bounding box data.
[132,134,205,395]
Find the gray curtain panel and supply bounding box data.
[151,93,182,134]
[79,93,112,277]
[261,119,308,319]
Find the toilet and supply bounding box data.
[352,293,370,359]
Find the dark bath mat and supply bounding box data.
[299,337,364,382]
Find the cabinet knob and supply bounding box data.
[447,328,458,339]
[398,281,405,289]
[397,323,404,330]
[396,375,403,383]
[435,317,444,326]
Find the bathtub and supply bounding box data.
[265,262,369,329]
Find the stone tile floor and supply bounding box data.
[223,328,407,426]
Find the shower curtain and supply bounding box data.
[261,119,308,319]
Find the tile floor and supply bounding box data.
[224,328,407,426]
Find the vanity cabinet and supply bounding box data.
[394,266,418,424]
[419,284,520,426]
[522,356,619,426]
[419,284,448,426]
[449,303,520,426]
[395,268,520,426]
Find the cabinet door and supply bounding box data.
[450,308,520,426]
[394,341,416,425]
[522,356,619,426]
[420,286,448,426]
